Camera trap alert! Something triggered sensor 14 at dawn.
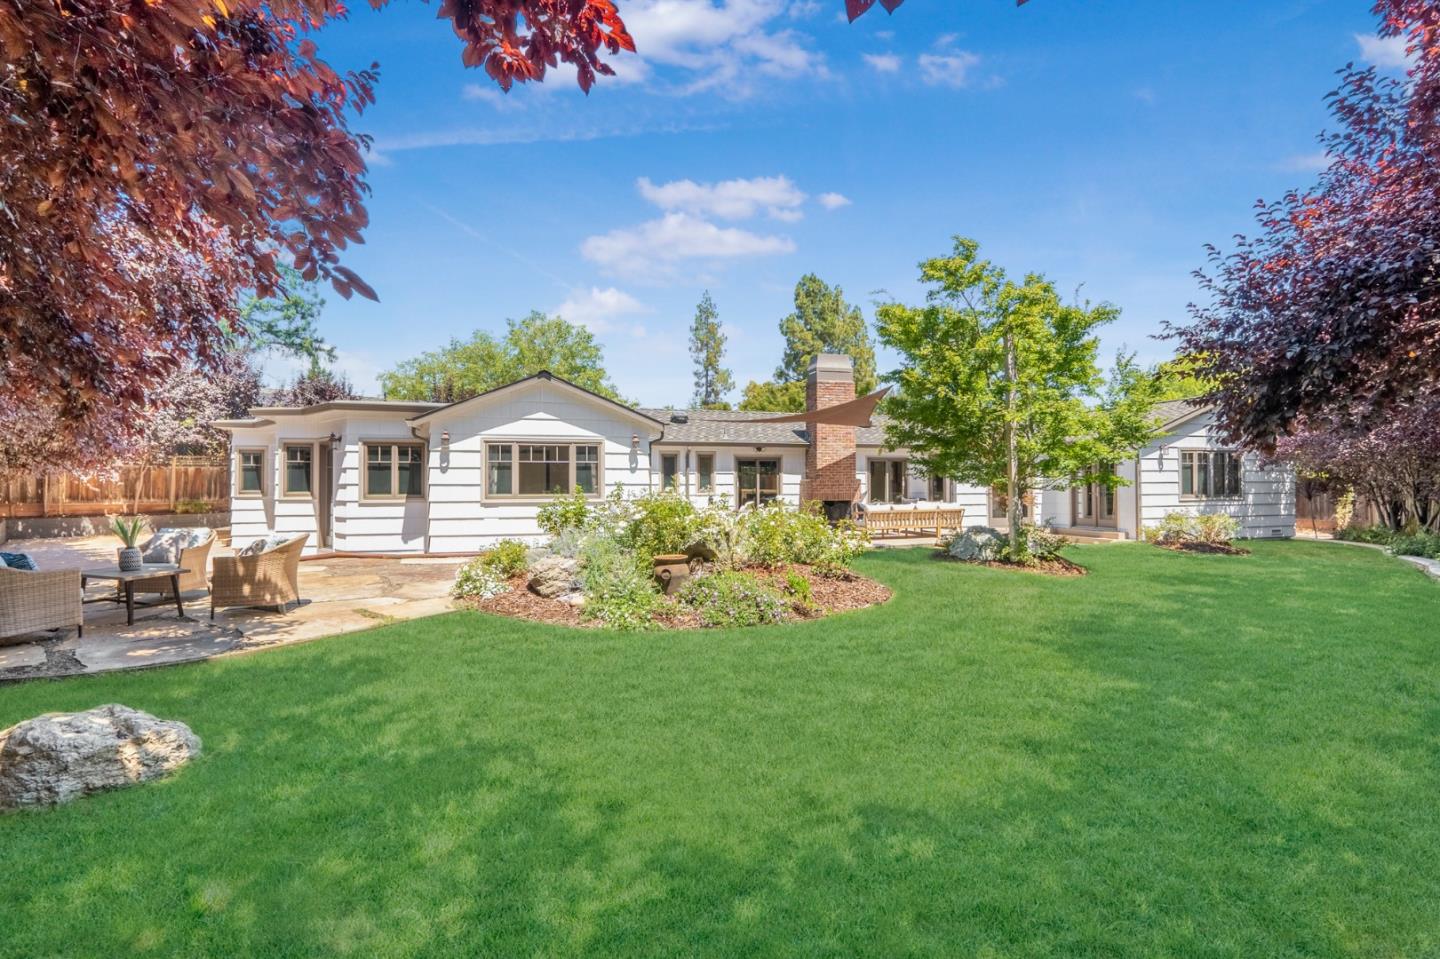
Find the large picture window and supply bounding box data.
[363,442,426,500]
[1180,450,1242,499]
[486,442,602,499]
[283,444,313,497]
[736,459,780,508]
[237,449,265,496]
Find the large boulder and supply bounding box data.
[946,525,1004,562]
[0,704,201,811]
[528,556,580,599]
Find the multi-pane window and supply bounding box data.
[928,475,946,502]
[364,442,426,499]
[238,450,265,495]
[868,460,906,504]
[661,453,680,491]
[736,459,780,508]
[283,444,313,497]
[486,442,601,498]
[1181,450,1243,498]
[697,453,715,493]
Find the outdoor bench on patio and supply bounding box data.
[860,506,966,546]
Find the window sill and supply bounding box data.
[359,496,426,504]
[482,496,602,505]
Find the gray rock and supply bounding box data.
[946,525,1004,562]
[0,704,201,811]
[557,591,586,608]
[528,556,580,598]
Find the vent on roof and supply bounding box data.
[670,413,689,424]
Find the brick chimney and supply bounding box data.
[801,353,859,514]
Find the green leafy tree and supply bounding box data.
[876,237,1163,560]
[234,265,336,371]
[740,274,877,411]
[689,292,734,409]
[1151,354,1214,402]
[381,311,623,403]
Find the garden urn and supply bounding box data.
[652,554,691,595]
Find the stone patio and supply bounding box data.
[1,536,465,681]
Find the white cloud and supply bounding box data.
[1280,152,1333,173]
[461,84,524,109]
[637,174,807,220]
[554,287,651,336]
[862,52,902,73]
[581,212,795,280]
[817,192,852,210]
[787,0,822,18]
[1355,33,1410,70]
[617,0,827,95]
[918,51,981,88]
[1133,86,1157,105]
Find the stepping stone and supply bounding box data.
[0,643,45,670]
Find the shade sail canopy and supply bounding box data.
[711,387,891,427]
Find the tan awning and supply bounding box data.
[712,387,890,427]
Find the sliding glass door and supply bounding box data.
[868,459,907,504]
[736,459,781,508]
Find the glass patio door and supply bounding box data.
[868,459,906,503]
[736,459,780,508]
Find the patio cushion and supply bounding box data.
[0,552,36,571]
[237,533,296,557]
[142,530,192,565]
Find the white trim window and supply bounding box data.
[660,453,680,491]
[236,448,265,497]
[282,443,314,499]
[486,441,603,499]
[1180,450,1243,499]
[363,441,426,500]
[696,452,715,494]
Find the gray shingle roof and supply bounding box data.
[639,408,895,448]
[1152,398,1210,428]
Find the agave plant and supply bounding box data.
[108,515,149,548]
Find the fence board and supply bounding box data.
[0,458,228,519]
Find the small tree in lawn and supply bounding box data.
[689,292,734,409]
[876,237,1163,561]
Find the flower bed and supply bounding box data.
[450,491,890,630]
[1144,512,1251,556]
[938,524,1089,577]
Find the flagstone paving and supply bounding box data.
[0,536,464,682]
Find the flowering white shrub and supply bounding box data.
[451,558,510,600]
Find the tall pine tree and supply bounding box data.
[689,292,734,409]
[740,274,877,411]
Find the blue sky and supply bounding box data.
[284,0,1402,405]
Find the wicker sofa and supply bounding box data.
[210,533,308,619]
[132,529,217,600]
[0,567,83,640]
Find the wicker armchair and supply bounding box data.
[132,530,216,599]
[210,534,308,619]
[0,567,83,640]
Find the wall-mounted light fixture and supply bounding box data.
[440,430,451,451]
[328,432,341,444]
[631,433,640,453]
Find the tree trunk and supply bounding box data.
[1004,329,1023,557]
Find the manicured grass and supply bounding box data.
[1,541,1438,958]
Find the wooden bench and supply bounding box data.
[861,507,966,546]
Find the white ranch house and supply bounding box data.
[215,356,1294,554]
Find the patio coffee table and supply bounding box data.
[81,566,190,627]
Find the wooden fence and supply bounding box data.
[0,457,229,519]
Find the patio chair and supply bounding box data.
[132,528,216,600]
[0,566,83,640]
[209,533,308,618]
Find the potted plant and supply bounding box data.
[109,515,149,572]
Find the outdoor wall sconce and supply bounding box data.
[328,432,341,444]
[631,433,640,453]
[441,430,450,451]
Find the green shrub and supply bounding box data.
[740,501,868,571]
[537,491,591,537]
[1192,513,1240,545]
[548,527,586,559]
[783,570,816,613]
[1337,524,1399,546]
[678,571,789,627]
[1023,525,1068,560]
[173,498,212,515]
[478,539,529,578]
[1391,532,1440,559]
[578,534,663,631]
[451,558,510,600]
[690,498,748,569]
[621,491,698,558]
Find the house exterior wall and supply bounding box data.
[651,446,806,508]
[425,381,657,551]
[1129,412,1295,539]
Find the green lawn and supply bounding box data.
[1,541,1437,958]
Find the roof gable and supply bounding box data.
[408,371,664,429]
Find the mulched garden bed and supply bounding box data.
[932,552,1089,577]
[1155,541,1252,556]
[462,563,892,630]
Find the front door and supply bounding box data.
[318,442,334,548]
[1073,464,1117,528]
